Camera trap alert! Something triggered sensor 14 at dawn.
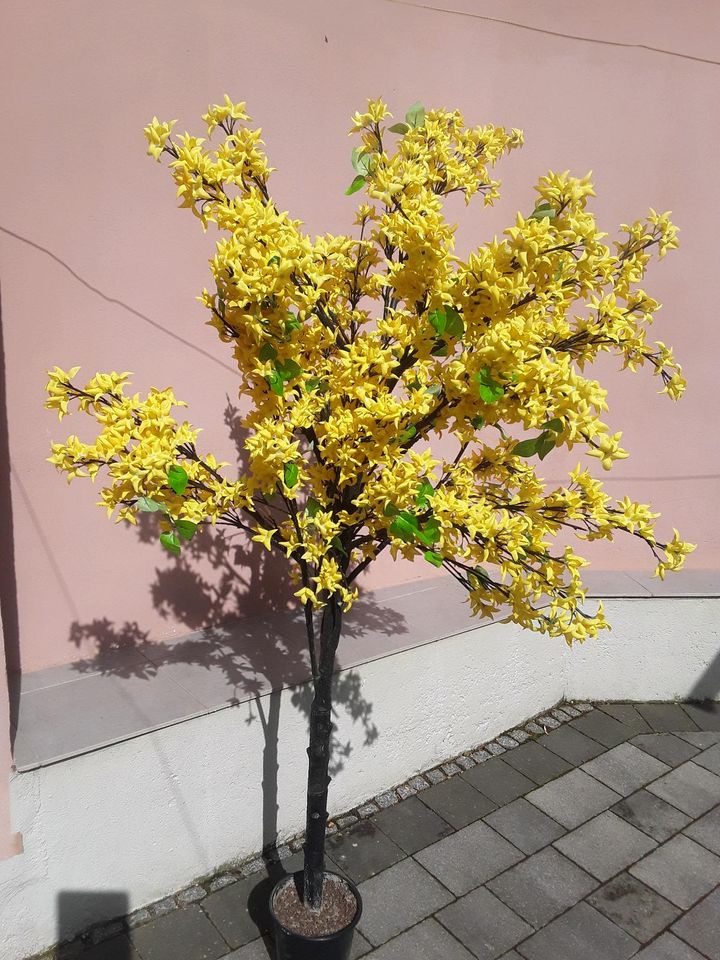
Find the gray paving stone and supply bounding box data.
[671,886,720,959]
[500,954,524,960]
[327,820,405,883]
[675,730,720,748]
[487,846,597,928]
[356,858,453,946]
[74,936,142,960]
[633,933,707,959]
[631,733,700,767]
[462,758,536,805]
[570,711,634,747]
[201,873,271,948]
[436,886,533,960]
[612,789,692,841]
[684,803,720,854]
[515,901,638,960]
[526,769,621,829]
[693,742,720,775]
[351,931,372,958]
[365,917,474,959]
[635,702,698,732]
[553,811,657,881]
[500,741,573,785]
[483,798,566,855]
[372,795,453,855]
[596,703,652,734]
[629,834,720,908]
[587,872,681,942]
[537,725,605,766]
[418,774,496,828]
[129,905,227,960]
[224,938,273,959]
[415,819,524,896]
[581,743,670,796]
[646,760,720,817]
[682,701,720,731]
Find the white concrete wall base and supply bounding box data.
[2,597,718,960]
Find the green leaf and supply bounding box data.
[306,496,322,518]
[400,425,417,443]
[444,306,464,339]
[470,415,485,430]
[476,368,505,404]
[389,510,420,543]
[284,462,299,488]
[424,550,444,567]
[175,519,197,541]
[541,418,563,434]
[405,101,425,129]
[383,501,399,517]
[351,148,372,176]
[536,431,556,461]
[331,535,347,555]
[345,175,366,196]
[267,255,281,266]
[259,342,278,363]
[425,383,443,396]
[388,122,410,135]
[431,339,449,357]
[265,370,284,396]
[529,202,557,221]
[416,479,435,508]
[136,496,164,513]
[428,308,447,336]
[417,516,441,547]
[167,465,189,495]
[512,437,539,458]
[285,313,302,333]
[160,531,181,556]
[469,566,490,587]
[275,358,302,382]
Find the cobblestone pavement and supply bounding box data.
[52,701,720,959]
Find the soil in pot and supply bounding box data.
[273,873,357,937]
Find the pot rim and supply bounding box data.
[269,869,363,943]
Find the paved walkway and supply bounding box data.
[55,701,720,960]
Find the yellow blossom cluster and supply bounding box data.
[48,97,694,642]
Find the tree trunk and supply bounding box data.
[302,593,342,910]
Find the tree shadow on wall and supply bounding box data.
[63,398,407,946]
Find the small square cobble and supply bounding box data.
[629,834,720,909]
[415,818,524,895]
[484,797,566,855]
[327,820,405,884]
[129,905,228,960]
[684,803,720,855]
[202,873,271,949]
[372,795,453,855]
[537,725,605,766]
[635,702,698,732]
[693,742,720,776]
[462,758,536,805]
[418,775,496,829]
[356,858,453,946]
[526,769,621,829]
[595,703,652,734]
[487,846,597,928]
[671,886,720,959]
[632,933,707,958]
[681,701,720,731]
[553,811,657,881]
[364,917,474,959]
[581,742,669,796]
[570,711,634,748]
[612,788,691,842]
[437,886,533,960]
[516,901,639,960]
[588,872,681,942]
[631,733,700,767]
[500,741,573,786]
[646,760,720,817]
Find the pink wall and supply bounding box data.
[2,0,719,676]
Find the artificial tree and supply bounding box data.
[47,96,693,921]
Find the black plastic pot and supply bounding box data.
[269,870,362,960]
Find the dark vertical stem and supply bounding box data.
[302,593,342,909]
